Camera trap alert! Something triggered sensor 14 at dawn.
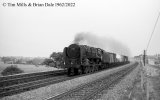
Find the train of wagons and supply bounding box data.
[63,43,129,76]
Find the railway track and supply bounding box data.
[0,70,66,87]
[45,62,138,100]
[0,62,134,98]
[0,70,67,97]
[0,67,112,97]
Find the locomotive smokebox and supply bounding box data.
[67,44,80,59]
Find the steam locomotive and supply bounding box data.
[63,44,129,76]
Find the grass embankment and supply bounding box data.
[148,65,160,100]
[120,65,157,100]
[120,70,146,100]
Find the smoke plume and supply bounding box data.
[73,32,131,56]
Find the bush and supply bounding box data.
[1,65,24,76]
[42,58,55,66]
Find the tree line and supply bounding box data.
[0,52,64,68]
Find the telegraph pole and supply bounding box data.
[143,50,149,100]
[143,50,146,66]
[141,50,148,100]
[141,50,145,93]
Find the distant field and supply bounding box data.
[0,62,59,76]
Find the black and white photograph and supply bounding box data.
[0,0,160,100]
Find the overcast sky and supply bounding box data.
[0,0,160,57]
